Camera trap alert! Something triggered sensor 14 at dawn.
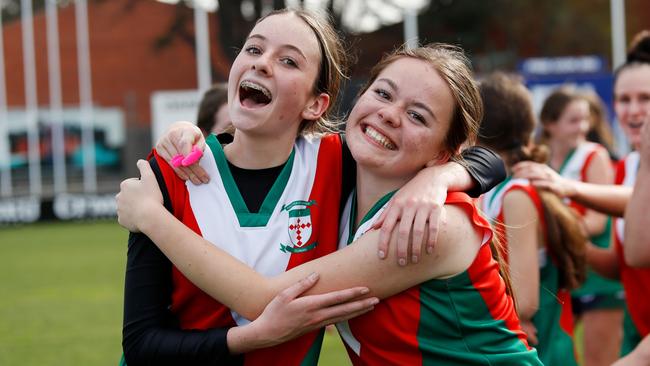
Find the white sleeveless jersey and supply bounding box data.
[558,141,603,181]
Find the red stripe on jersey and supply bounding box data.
[580,147,602,182]
[244,134,343,366]
[153,150,236,328]
[572,145,608,216]
[345,287,423,366]
[455,191,531,350]
[558,289,574,336]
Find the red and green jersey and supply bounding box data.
[614,152,650,338]
[556,142,622,300]
[337,191,541,365]
[153,134,343,366]
[482,177,577,366]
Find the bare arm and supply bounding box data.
[136,201,480,320]
[570,183,631,217]
[513,161,631,217]
[624,121,650,268]
[502,190,540,322]
[117,161,483,320]
[373,161,474,264]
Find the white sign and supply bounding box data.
[150,90,201,145]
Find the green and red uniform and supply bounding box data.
[482,177,578,366]
[156,134,343,366]
[557,142,624,310]
[337,191,541,365]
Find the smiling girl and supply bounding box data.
[121,8,504,366]
[118,44,540,365]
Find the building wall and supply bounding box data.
[3,0,230,125]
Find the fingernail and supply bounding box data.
[361,287,370,294]
[398,258,406,266]
[378,250,386,259]
[371,298,379,305]
[308,273,319,281]
[426,246,433,254]
[412,255,418,263]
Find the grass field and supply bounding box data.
[0,221,350,366]
[1,221,592,366]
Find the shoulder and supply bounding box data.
[502,188,540,224]
[432,199,487,278]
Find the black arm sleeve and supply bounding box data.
[459,145,506,198]
[122,158,243,366]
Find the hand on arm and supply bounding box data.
[512,162,578,198]
[227,273,378,354]
[140,195,481,308]
[156,121,209,184]
[118,160,378,353]
[513,161,630,217]
[372,160,474,266]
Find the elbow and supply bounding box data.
[235,278,279,320]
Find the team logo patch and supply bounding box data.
[280,200,317,253]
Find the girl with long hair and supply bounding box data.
[478,73,587,365]
[121,9,504,366]
[118,44,541,365]
[539,86,619,366]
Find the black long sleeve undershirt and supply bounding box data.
[122,158,243,366]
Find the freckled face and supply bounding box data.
[346,57,454,181]
[227,13,323,137]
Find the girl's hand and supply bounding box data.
[227,273,379,353]
[372,165,449,266]
[116,160,164,233]
[512,161,577,198]
[156,121,209,185]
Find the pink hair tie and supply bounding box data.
[182,146,203,166]
[171,154,184,168]
[170,146,203,167]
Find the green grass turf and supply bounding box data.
[0,221,351,366]
[5,220,588,365]
[0,221,128,366]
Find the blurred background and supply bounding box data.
[0,0,649,364]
